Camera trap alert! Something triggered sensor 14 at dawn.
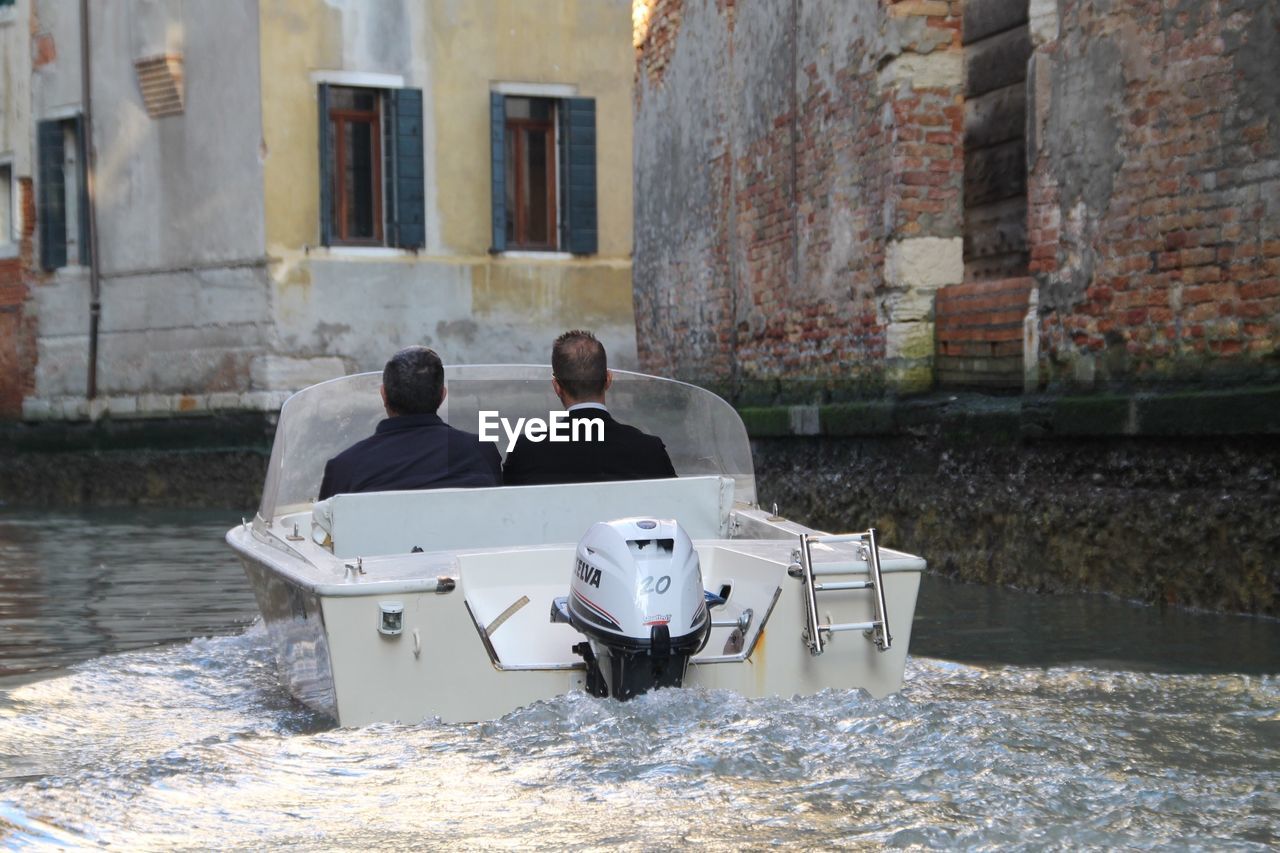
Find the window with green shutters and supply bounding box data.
[317,84,425,250]
[490,93,596,255]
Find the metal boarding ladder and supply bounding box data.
[792,528,892,655]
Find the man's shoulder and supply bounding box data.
[445,422,502,464]
[607,417,665,446]
[327,430,386,465]
[443,422,489,447]
[606,417,675,475]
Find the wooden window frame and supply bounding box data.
[505,114,558,251]
[329,96,383,246]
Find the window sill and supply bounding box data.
[0,245,17,260]
[314,246,412,259]
[48,264,89,276]
[497,250,573,261]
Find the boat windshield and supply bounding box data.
[258,365,756,519]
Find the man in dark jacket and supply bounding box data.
[318,346,501,500]
[503,330,677,486]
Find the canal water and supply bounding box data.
[0,509,1276,850]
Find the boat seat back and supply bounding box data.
[313,476,735,558]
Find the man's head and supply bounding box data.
[381,346,446,416]
[551,329,610,405]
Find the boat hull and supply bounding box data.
[229,523,922,726]
[239,556,337,720]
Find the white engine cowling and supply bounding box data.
[566,518,709,699]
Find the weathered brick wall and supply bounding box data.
[633,0,964,400]
[934,276,1034,386]
[634,0,690,89]
[0,179,37,419]
[1028,0,1280,388]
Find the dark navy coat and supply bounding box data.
[502,408,677,486]
[318,413,502,500]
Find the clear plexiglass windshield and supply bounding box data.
[258,365,756,520]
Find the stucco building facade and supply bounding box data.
[0,0,636,421]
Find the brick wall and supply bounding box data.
[0,179,37,418]
[1028,0,1280,388]
[637,0,1279,397]
[935,276,1034,387]
[633,0,964,400]
[634,0,690,89]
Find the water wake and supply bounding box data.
[1,627,1276,850]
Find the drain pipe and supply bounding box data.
[79,0,102,400]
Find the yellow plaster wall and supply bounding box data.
[472,259,633,324]
[256,0,637,366]
[426,0,634,257]
[258,0,344,255]
[259,0,633,259]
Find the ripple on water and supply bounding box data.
[0,627,1277,851]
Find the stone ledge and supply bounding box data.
[738,407,792,438]
[8,386,1278,449]
[820,401,897,436]
[0,412,278,454]
[1136,387,1280,436]
[22,391,291,422]
[740,386,1280,440]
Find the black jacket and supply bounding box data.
[502,408,677,486]
[318,413,501,500]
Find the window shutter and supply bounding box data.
[390,88,425,250]
[489,92,506,253]
[37,119,67,271]
[563,97,597,255]
[317,83,332,247]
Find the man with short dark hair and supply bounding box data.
[503,330,677,486]
[318,346,501,499]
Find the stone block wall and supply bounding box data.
[633,0,965,399]
[1027,0,1280,388]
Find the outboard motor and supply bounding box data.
[563,518,710,700]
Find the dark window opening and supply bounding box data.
[0,164,13,248]
[504,97,558,250]
[37,116,88,271]
[327,87,383,245]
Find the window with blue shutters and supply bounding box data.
[318,84,424,250]
[490,93,596,255]
[388,88,425,250]
[561,98,597,255]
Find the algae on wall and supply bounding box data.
[752,431,1280,617]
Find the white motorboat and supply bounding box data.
[226,366,926,725]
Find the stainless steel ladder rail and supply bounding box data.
[793,528,892,655]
